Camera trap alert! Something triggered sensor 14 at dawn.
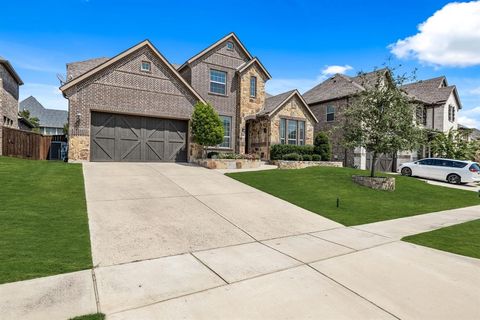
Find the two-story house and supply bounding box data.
[0,56,23,155]
[303,70,462,171]
[60,33,317,162]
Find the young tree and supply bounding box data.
[314,131,332,161]
[342,68,424,177]
[191,102,224,158]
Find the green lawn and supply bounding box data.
[227,167,479,226]
[403,219,480,259]
[70,314,105,320]
[0,156,92,284]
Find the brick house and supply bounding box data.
[303,69,462,171]
[60,33,317,162]
[0,56,23,155]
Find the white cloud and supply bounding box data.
[458,106,480,128]
[20,83,67,110]
[469,86,480,95]
[390,1,480,67]
[266,65,353,95]
[321,65,353,76]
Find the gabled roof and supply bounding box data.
[177,32,253,71]
[259,89,318,122]
[66,57,110,81]
[303,74,363,104]
[236,57,271,80]
[401,76,462,109]
[60,40,205,103]
[19,96,68,128]
[0,56,23,85]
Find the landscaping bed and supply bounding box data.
[403,219,480,259]
[273,160,342,170]
[196,158,261,169]
[0,156,92,284]
[227,166,479,226]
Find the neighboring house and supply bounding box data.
[303,69,389,169]
[0,56,23,155]
[60,33,317,162]
[19,96,68,135]
[18,117,35,131]
[303,70,463,171]
[458,124,480,142]
[401,76,461,133]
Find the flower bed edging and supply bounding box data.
[352,175,396,191]
[273,160,343,169]
[196,159,261,169]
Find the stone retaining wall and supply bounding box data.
[352,175,396,191]
[196,159,261,169]
[274,160,343,170]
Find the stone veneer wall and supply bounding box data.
[276,160,343,169]
[352,175,396,191]
[0,64,21,155]
[237,64,267,154]
[270,95,315,146]
[247,117,269,159]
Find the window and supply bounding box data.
[226,41,234,50]
[326,106,335,122]
[448,105,455,122]
[210,69,227,95]
[280,119,305,145]
[280,119,286,144]
[452,161,468,168]
[422,107,427,125]
[250,76,257,98]
[434,159,453,167]
[141,61,151,72]
[219,116,231,148]
[418,159,434,165]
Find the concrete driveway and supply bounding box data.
[3,163,479,319]
[82,162,341,267]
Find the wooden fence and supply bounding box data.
[1,126,66,160]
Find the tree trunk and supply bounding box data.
[370,151,377,177]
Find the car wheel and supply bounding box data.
[401,167,412,176]
[447,174,461,185]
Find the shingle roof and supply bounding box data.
[259,89,318,122]
[401,77,459,107]
[458,124,480,139]
[236,57,271,79]
[260,90,296,115]
[19,96,68,128]
[66,57,110,81]
[303,74,363,104]
[0,56,23,85]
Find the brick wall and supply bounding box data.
[0,64,20,155]
[64,46,199,161]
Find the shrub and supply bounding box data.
[192,102,224,158]
[314,132,332,161]
[217,152,238,159]
[302,154,312,161]
[312,154,321,161]
[282,153,301,161]
[207,151,219,159]
[270,144,314,160]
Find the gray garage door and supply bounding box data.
[90,112,188,162]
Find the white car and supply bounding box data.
[398,158,480,184]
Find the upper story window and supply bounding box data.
[226,41,234,51]
[448,105,455,122]
[250,76,257,98]
[326,106,335,122]
[141,61,151,72]
[422,107,427,126]
[280,118,305,145]
[210,69,227,95]
[219,116,232,148]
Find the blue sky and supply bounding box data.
[1,0,480,128]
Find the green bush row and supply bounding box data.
[270,144,314,160]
